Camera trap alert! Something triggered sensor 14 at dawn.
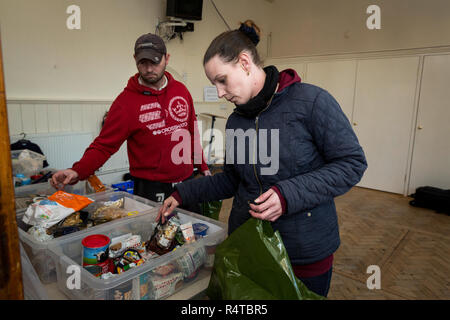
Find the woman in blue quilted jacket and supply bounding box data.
[157,21,367,297]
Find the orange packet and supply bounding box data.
[87,175,106,193]
[48,191,94,212]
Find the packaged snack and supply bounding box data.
[27,225,54,242]
[87,175,106,193]
[155,216,181,250]
[180,222,195,244]
[23,199,75,229]
[61,212,83,227]
[148,272,184,300]
[109,234,143,258]
[48,191,94,212]
[91,207,128,221]
[176,245,206,280]
[122,249,142,263]
[141,250,159,261]
[152,263,176,276]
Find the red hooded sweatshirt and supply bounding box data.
[72,72,208,183]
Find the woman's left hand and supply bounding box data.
[249,189,283,222]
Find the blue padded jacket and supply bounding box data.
[176,69,367,265]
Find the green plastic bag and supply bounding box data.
[206,217,325,300]
[200,200,222,221]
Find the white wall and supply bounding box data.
[0,0,272,101]
[0,0,273,183]
[268,0,450,58]
[0,0,161,100]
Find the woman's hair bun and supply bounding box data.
[238,20,261,46]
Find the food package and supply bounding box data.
[148,272,184,300]
[88,198,128,222]
[23,191,93,230]
[151,263,176,277]
[27,225,54,242]
[45,212,87,238]
[61,212,83,226]
[109,234,143,258]
[176,245,206,280]
[22,199,75,229]
[48,191,94,212]
[180,222,195,244]
[155,216,181,250]
[146,216,181,255]
[91,207,128,221]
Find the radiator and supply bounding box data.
[10,132,94,170]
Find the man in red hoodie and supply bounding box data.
[51,33,210,208]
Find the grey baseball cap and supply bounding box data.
[134,33,167,64]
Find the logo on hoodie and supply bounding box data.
[168,96,189,122]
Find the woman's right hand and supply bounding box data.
[156,196,180,224]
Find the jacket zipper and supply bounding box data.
[253,91,277,197]
[253,115,263,196]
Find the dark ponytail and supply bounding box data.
[203,20,262,67]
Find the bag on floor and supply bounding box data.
[206,217,325,300]
[409,186,450,215]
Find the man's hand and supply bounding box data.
[50,169,79,190]
[156,196,180,224]
[249,189,283,222]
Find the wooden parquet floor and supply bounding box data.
[218,186,450,300]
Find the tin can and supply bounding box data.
[82,234,112,276]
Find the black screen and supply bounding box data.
[166,0,203,21]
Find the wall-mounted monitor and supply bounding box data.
[166,0,203,21]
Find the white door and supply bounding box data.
[353,56,420,194]
[408,54,450,194]
[306,60,357,121]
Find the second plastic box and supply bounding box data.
[48,207,227,300]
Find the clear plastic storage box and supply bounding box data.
[14,180,113,210]
[20,243,49,300]
[48,207,227,300]
[17,191,159,284]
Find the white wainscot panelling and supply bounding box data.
[6,101,129,178]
